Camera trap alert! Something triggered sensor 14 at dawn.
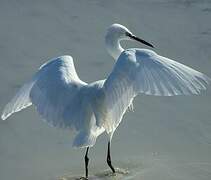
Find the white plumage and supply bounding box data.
[1,24,210,148]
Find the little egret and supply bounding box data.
[2,24,210,179]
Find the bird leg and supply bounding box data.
[106,141,115,173]
[84,147,89,179]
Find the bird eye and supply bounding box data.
[125,32,132,37]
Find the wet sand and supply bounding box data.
[0,0,211,180]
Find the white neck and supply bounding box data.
[105,35,124,60]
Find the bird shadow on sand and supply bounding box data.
[58,168,131,180]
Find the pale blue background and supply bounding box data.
[0,0,211,179]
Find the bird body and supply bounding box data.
[2,23,210,178]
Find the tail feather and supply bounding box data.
[73,131,96,148]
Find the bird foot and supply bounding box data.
[79,177,88,180]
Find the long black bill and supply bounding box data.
[126,33,154,48]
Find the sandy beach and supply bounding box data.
[0,0,211,179]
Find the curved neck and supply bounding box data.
[105,36,124,60]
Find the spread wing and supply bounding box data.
[103,49,211,133]
[1,80,34,120]
[2,56,87,129]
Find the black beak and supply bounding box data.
[126,32,154,48]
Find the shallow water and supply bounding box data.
[58,168,129,180]
[0,0,211,180]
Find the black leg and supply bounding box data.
[106,141,115,173]
[84,147,89,179]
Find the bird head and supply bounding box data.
[106,23,154,48]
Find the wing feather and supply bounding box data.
[30,56,87,129]
[1,80,34,120]
[2,56,88,130]
[103,49,210,133]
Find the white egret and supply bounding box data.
[1,24,210,179]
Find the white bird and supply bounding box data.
[1,24,210,179]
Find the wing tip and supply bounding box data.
[1,102,32,121]
[205,75,211,85]
[1,113,8,120]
